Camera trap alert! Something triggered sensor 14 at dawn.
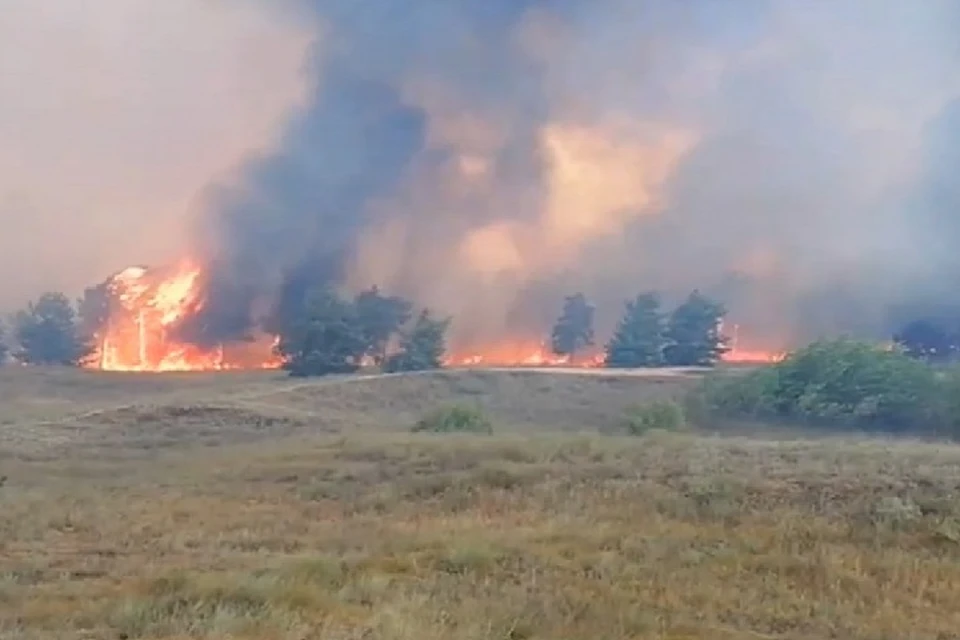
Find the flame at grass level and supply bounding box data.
[442,340,606,368]
[90,261,281,372]
[443,339,784,368]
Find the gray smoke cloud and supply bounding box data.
[166,1,960,350]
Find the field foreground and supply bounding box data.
[1,368,960,639]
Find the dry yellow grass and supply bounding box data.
[1,368,959,639]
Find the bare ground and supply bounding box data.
[1,367,959,639]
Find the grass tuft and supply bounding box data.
[623,398,687,434]
[411,404,494,434]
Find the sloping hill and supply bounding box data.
[0,367,699,457]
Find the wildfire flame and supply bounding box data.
[443,340,783,368]
[85,262,784,373]
[443,340,605,368]
[89,260,282,373]
[722,348,786,364]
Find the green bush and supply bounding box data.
[412,405,493,435]
[624,399,686,435]
[699,339,948,434]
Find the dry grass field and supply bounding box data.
[2,367,960,639]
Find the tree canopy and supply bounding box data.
[384,309,450,373]
[273,284,434,377]
[353,286,413,365]
[14,292,92,366]
[662,290,729,366]
[550,293,595,358]
[604,292,666,368]
[275,287,367,377]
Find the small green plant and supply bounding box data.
[624,399,686,435]
[412,404,493,435]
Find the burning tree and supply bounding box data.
[80,262,282,372]
[550,293,595,361]
[14,292,93,366]
[604,292,666,368]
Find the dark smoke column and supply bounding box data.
[180,1,549,348]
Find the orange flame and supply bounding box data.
[722,348,786,364]
[88,260,282,373]
[443,340,604,368]
[443,339,785,368]
[85,262,784,373]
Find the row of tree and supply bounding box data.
[551,290,730,367]
[0,285,451,376]
[0,286,732,373]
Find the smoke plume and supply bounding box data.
[186,0,960,351]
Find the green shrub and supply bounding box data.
[699,339,945,434]
[695,367,780,419]
[624,399,686,435]
[412,404,493,435]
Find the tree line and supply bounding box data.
[4,282,946,376]
[551,290,730,367]
[0,285,734,374]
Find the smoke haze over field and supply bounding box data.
[4,1,960,351]
[187,0,960,350]
[0,0,311,308]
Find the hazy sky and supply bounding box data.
[0,0,311,308]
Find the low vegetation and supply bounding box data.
[697,338,960,437]
[623,398,687,435]
[411,404,494,434]
[3,434,960,639]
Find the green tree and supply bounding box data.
[353,286,412,365]
[384,309,450,373]
[275,287,367,377]
[550,293,595,359]
[14,292,92,366]
[604,292,666,368]
[663,290,729,366]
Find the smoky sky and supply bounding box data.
[0,0,311,310]
[181,0,960,349]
